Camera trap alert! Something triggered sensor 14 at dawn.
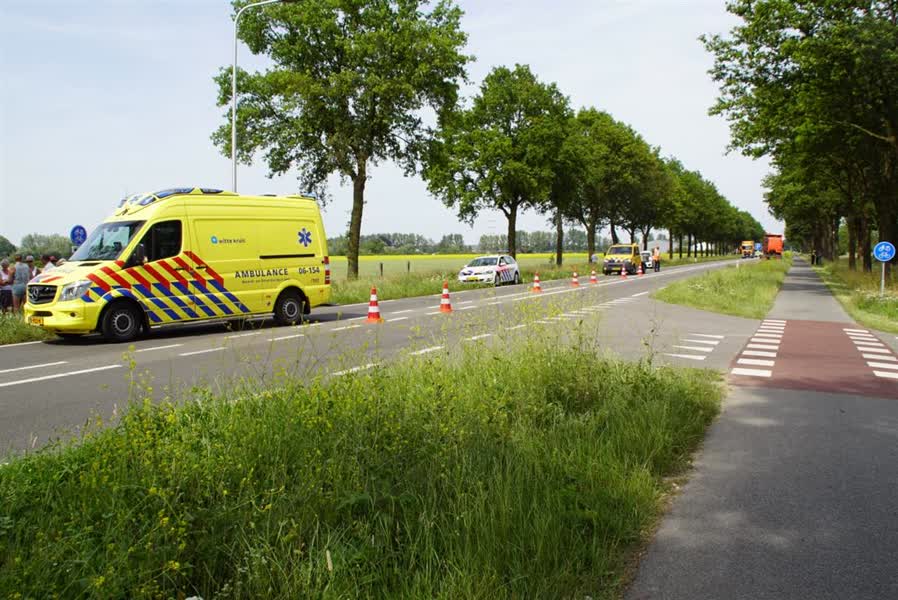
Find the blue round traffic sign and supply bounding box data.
[70,225,87,246]
[874,241,895,262]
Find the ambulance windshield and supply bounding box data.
[70,221,145,261]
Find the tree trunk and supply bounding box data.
[586,220,596,262]
[506,204,518,258]
[679,234,684,258]
[610,221,620,244]
[687,234,693,257]
[669,229,674,260]
[555,211,564,266]
[347,163,367,281]
[641,228,650,250]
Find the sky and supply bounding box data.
[0,0,779,247]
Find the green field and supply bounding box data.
[653,255,793,319]
[0,327,724,599]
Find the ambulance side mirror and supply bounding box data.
[128,243,147,267]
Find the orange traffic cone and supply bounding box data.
[531,273,542,293]
[589,270,598,284]
[638,263,644,277]
[571,271,580,287]
[620,266,628,279]
[366,286,383,323]
[439,281,453,313]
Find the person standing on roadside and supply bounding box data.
[652,246,661,272]
[1,259,13,313]
[25,255,37,279]
[40,254,57,273]
[11,254,30,313]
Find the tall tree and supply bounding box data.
[213,0,470,279]
[424,64,569,257]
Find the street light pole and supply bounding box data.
[232,0,285,192]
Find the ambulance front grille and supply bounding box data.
[27,285,57,305]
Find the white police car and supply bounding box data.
[457,255,521,286]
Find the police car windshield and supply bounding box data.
[69,221,145,261]
[607,247,632,255]
[468,257,498,267]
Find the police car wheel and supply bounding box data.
[101,303,141,343]
[513,272,520,285]
[494,274,500,287]
[274,290,304,326]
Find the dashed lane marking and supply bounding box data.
[843,328,869,333]
[751,338,780,345]
[225,332,262,339]
[674,345,714,353]
[683,338,720,345]
[332,324,362,332]
[731,367,772,378]
[459,306,477,311]
[180,347,226,357]
[269,333,305,341]
[507,324,527,330]
[742,350,778,358]
[689,333,725,339]
[867,362,898,370]
[738,358,775,367]
[873,371,898,380]
[134,344,183,353]
[748,343,780,350]
[391,309,413,314]
[631,291,649,297]
[426,311,441,315]
[753,333,782,339]
[387,317,409,322]
[0,360,68,374]
[412,346,443,355]
[466,333,493,341]
[0,364,122,388]
[333,363,377,376]
[864,354,896,361]
[859,347,892,354]
[664,353,706,361]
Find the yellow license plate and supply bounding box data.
[467,276,479,281]
[29,316,44,326]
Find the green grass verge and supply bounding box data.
[0,313,54,345]
[331,254,737,305]
[652,255,793,319]
[814,259,898,334]
[1,337,724,599]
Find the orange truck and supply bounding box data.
[763,234,784,259]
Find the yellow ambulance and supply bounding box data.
[24,187,331,342]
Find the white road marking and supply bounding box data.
[1,340,44,348]
[867,362,898,370]
[0,360,68,374]
[507,324,527,330]
[753,333,782,339]
[180,347,226,357]
[269,333,305,341]
[412,346,443,355]
[751,338,780,345]
[689,333,725,339]
[873,371,898,380]
[426,311,441,315]
[457,300,474,305]
[674,345,713,353]
[847,333,876,338]
[731,367,772,378]
[459,306,477,310]
[747,343,780,350]
[466,333,493,341]
[387,317,409,322]
[757,327,785,333]
[859,347,891,354]
[391,309,413,314]
[0,364,122,388]
[853,341,885,348]
[333,363,377,376]
[763,319,786,324]
[332,324,362,331]
[134,344,183,353]
[683,339,719,345]
[844,328,869,333]
[225,332,261,339]
[864,353,896,361]
[487,301,502,306]
[631,291,649,297]
[742,350,777,358]
[664,353,706,361]
[738,358,775,367]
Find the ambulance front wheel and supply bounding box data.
[274,289,306,326]
[100,301,142,343]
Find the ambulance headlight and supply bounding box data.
[61,280,92,302]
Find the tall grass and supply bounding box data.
[653,256,793,318]
[0,313,54,345]
[1,334,723,599]
[815,259,898,333]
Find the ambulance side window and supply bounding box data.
[139,221,182,263]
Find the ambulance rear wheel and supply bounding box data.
[274,289,305,326]
[100,302,142,343]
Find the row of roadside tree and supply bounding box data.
[703,0,897,274]
[219,0,765,279]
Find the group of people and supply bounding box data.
[1,254,65,314]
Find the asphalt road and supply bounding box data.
[1,259,754,454]
[627,259,898,599]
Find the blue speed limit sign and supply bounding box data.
[874,241,895,262]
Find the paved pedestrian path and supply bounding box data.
[627,258,898,599]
